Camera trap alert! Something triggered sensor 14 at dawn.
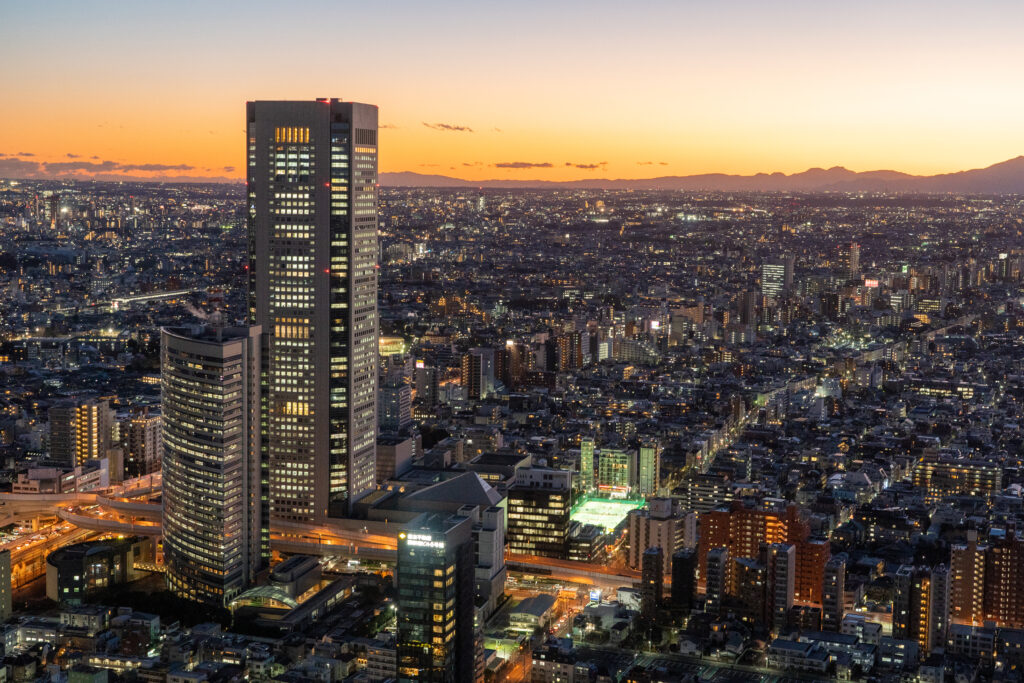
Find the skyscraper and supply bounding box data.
[161,325,267,606]
[396,512,476,682]
[247,99,379,521]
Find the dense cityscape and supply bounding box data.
[0,103,1023,683]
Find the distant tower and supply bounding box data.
[247,99,379,521]
[837,242,860,279]
[161,325,267,606]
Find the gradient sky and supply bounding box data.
[2,0,1023,182]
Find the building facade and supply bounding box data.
[161,325,267,606]
[247,99,379,521]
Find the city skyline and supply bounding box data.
[3,1,1024,182]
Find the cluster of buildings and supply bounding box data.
[0,100,1023,681]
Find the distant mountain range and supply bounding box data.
[381,156,1024,193]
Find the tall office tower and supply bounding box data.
[49,398,113,467]
[761,261,787,298]
[637,441,660,496]
[822,554,847,631]
[641,547,664,619]
[0,549,10,622]
[461,348,495,401]
[579,437,595,493]
[161,325,267,607]
[247,100,379,521]
[836,241,860,279]
[122,408,162,478]
[893,565,950,655]
[396,512,476,683]
[671,548,697,612]
[506,468,572,559]
[764,543,796,633]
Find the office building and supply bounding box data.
[396,513,476,682]
[247,99,379,521]
[506,468,572,559]
[49,398,113,467]
[379,376,413,433]
[161,325,267,606]
[761,260,787,298]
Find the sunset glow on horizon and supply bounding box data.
[2,0,1024,183]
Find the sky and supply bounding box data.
[2,0,1023,183]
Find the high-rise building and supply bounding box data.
[396,512,477,682]
[697,501,827,605]
[506,468,572,559]
[893,564,949,655]
[764,543,796,633]
[837,242,860,279]
[461,348,495,401]
[627,498,696,573]
[596,448,634,496]
[705,547,729,616]
[822,554,847,631]
[161,325,267,606]
[247,99,379,521]
[122,408,162,478]
[761,261,787,298]
[379,375,413,433]
[950,529,1024,629]
[671,548,697,613]
[641,547,664,619]
[49,398,113,468]
[637,441,660,496]
[579,437,595,493]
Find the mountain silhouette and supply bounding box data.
[381,157,1024,193]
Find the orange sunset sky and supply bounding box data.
[2,0,1023,183]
